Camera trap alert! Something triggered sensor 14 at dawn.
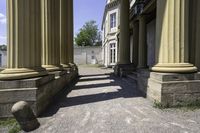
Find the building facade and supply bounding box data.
[74,46,102,65]
[102,0,120,67]
[102,0,135,67]
[115,0,200,107]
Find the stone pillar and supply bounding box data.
[152,0,197,73]
[42,0,62,71]
[66,0,74,65]
[0,0,47,80]
[132,21,139,67]
[60,0,70,69]
[118,0,130,64]
[189,0,200,71]
[138,16,147,68]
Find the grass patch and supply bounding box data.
[0,118,21,133]
[153,101,169,109]
[78,64,103,68]
[153,100,200,111]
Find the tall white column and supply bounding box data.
[152,0,197,73]
[118,0,130,64]
[42,0,62,71]
[0,0,47,80]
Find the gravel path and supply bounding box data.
[31,66,200,133]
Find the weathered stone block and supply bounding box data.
[11,101,40,132]
[147,72,200,106]
[0,69,78,118]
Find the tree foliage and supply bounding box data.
[0,44,7,51]
[75,20,102,46]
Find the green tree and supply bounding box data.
[0,44,7,51]
[75,20,101,46]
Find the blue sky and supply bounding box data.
[0,0,106,44]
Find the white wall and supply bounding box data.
[74,46,102,65]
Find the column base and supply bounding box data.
[147,72,200,107]
[0,67,48,80]
[42,65,63,72]
[151,63,197,73]
[114,63,136,77]
[61,64,72,72]
[69,63,78,72]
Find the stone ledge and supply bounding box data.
[0,75,55,89]
[150,72,200,82]
[0,70,78,118]
[114,64,136,77]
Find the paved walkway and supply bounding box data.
[32,66,200,133]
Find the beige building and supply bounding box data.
[1,0,200,118]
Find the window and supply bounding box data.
[110,13,116,29]
[110,43,116,64]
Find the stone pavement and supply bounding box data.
[31,66,200,133]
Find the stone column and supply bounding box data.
[66,0,74,65]
[189,0,200,71]
[118,0,130,64]
[0,0,47,80]
[132,21,139,67]
[138,16,147,68]
[42,0,62,71]
[60,0,70,69]
[152,0,197,73]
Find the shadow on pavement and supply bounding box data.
[40,72,145,118]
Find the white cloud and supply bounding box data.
[0,13,6,24]
[0,13,5,18]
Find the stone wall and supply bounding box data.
[0,69,78,118]
[148,72,200,106]
[74,46,102,65]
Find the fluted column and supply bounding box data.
[152,0,197,73]
[0,0,47,80]
[66,0,74,65]
[138,16,147,68]
[42,0,62,71]
[60,0,70,69]
[118,0,130,64]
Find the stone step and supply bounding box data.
[127,72,138,81]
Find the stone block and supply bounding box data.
[147,72,200,106]
[11,101,40,132]
[0,69,78,118]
